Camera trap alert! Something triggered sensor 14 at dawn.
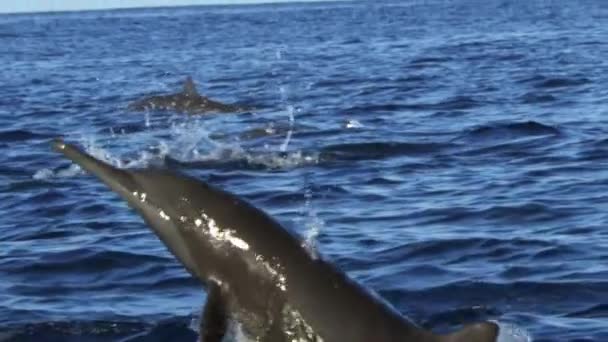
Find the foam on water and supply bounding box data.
[345,119,364,129]
[34,111,321,179]
[33,163,82,180]
[496,321,533,342]
[164,117,319,169]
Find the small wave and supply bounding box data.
[533,77,590,89]
[320,141,449,161]
[313,77,365,88]
[520,92,557,104]
[0,321,145,342]
[165,148,319,170]
[410,56,453,64]
[346,96,480,114]
[7,249,168,275]
[0,32,19,38]
[424,96,480,111]
[463,121,560,140]
[341,37,362,45]
[412,280,608,302]
[478,202,563,222]
[496,53,525,61]
[258,184,348,206]
[26,189,66,204]
[406,96,481,111]
[408,56,453,68]
[376,238,483,261]
[423,305,500,328]
[0,318,196,342]
[375,237,557,266]
[588,137,608,148]
[531,244,582,260]
[518,74,590,89]
[411,202,572,228]
[565,304,608,318]
[12,229,72,241]
[0,129,50,142]
[345,103,413,114]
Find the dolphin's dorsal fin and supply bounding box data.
[183,76,198,96]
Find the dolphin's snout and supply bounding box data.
[51,139,138,199]
[51,138,66,151]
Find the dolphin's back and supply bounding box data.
[129,169,429,341]
[127,77,250,114]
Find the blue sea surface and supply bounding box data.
[1,0,607,341]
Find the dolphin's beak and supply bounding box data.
[52,139,137,198]
[52,139,202,279]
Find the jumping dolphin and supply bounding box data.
[128,77,250,114]
[52,139,501,342]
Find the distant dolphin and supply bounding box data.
[128,77,250,114]
[52,139,501,342]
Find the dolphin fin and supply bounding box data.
[439,322,499,342]
[199,282,228,342]
[183,76,199,96]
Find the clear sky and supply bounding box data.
[0,0,328,14]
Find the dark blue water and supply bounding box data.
[1,0,607,341]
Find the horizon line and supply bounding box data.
[0,0,350,15]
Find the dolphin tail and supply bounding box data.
[439,321,499,342]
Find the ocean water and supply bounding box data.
[1,0,607,341]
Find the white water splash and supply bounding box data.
[279,104,295,152]
[300,186,324,259]
[162,126,318,170]
[78,136,165,170]
[33,164,82,180]
[167,118,217,160]
[345,119,363,129]
[495,321,533,342]
[190,305,251,342]
[275,44,297,154]
[38,98,317,180]
[126,142,170,168]
[163,115,317,169]
[34,136,168,180]
[36,135,316,181]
